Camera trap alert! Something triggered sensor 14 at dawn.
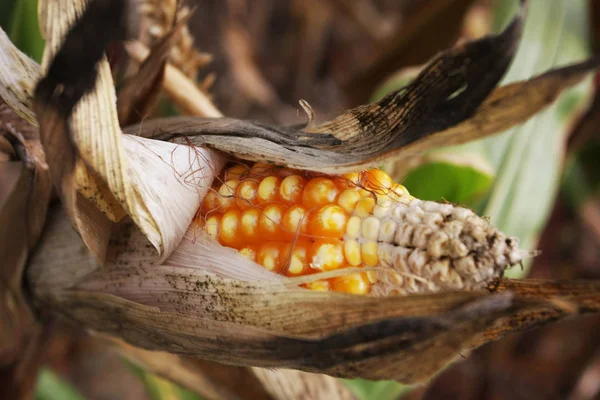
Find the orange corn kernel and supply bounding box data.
[310,239,346,271]
[199,162,411,295]
[309,204,348,238]
[257,242,285,272]
[235,180,259,210]
[259,204,285,240]
[257,176,281,204]
[302,177,339,209]
[330,273,370,295]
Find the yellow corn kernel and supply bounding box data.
[361,241,379,266]
[361,216,381,241]
[199,162,411,295]
[225,164,250,181]
[354,197,376,218]
[345,216,361,239]
[337,189,361,214]
[344,239,362,266]
[331,273,370,295]
[218,180,240,211]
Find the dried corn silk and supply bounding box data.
[196,162,532,295]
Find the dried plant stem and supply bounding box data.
[125,41,223,118]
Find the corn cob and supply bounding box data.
[197,162,530,295]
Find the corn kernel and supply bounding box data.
[239,245,258,261]
[279,175,306,204]
[240,209,260,242]
[257,176,281,204]
[302,178,339,209]
[235,180,259,210]
[362,169,393,193]
[225,164,250,181]
[361,216,381,241]
[219,210,243,248]
[337,189,361,214]
[257,242,284,272]
[345,216,361,239]
[218,180,240,211]
[259,204,285,240]
[282,241,311,276]
[310,239,346,271]
[344,239,362,266]
[361,241,379,266]
[330,273,370,295]
[310,204,348,238]
[354,197,376,218]
[281,205,309,239]
[205,214,221,239]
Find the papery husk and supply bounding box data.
[27,206,600,383]
[34,0,220,258]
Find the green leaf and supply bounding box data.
[481,0,591,278]
[401,143,495,207]
[36,368,86,400]
[125,359,204,400]
[344,379,410,400]
[7,0,45,62]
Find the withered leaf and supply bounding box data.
[117,14,192,126]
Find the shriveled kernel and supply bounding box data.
[240,209,260,242]
[218,180,240,210]
[279,175,306,204]
[257,242,284,272]
[310,239,346,271]
[310,204,348,238]
[361,241,379,266]
[303,178,339,209]
[337,189,361,214]
[344,239,362,266]
[239,245,258,261]
[345,216,361,239]
[205,214,221,239]
[259,204,285,240]
[282,241,311,276]
[225,164,250,181]
[379,219,397,243]
[235,180,259,210]
[219,210,243,248]
[281,205,309,239]
[354,197,376,218]
[257,176,281,204]
[361,216,381,241]
[330,273,370,295]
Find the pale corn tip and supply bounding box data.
[198,163,535,295]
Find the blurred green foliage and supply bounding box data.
[36,369,85,400]
[1,0,44,62]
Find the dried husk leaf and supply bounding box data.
[125,40,223,118]
[117,15,189,126]
[27,206,600,383]
[33,0,222,258]
[250,368,357,400]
